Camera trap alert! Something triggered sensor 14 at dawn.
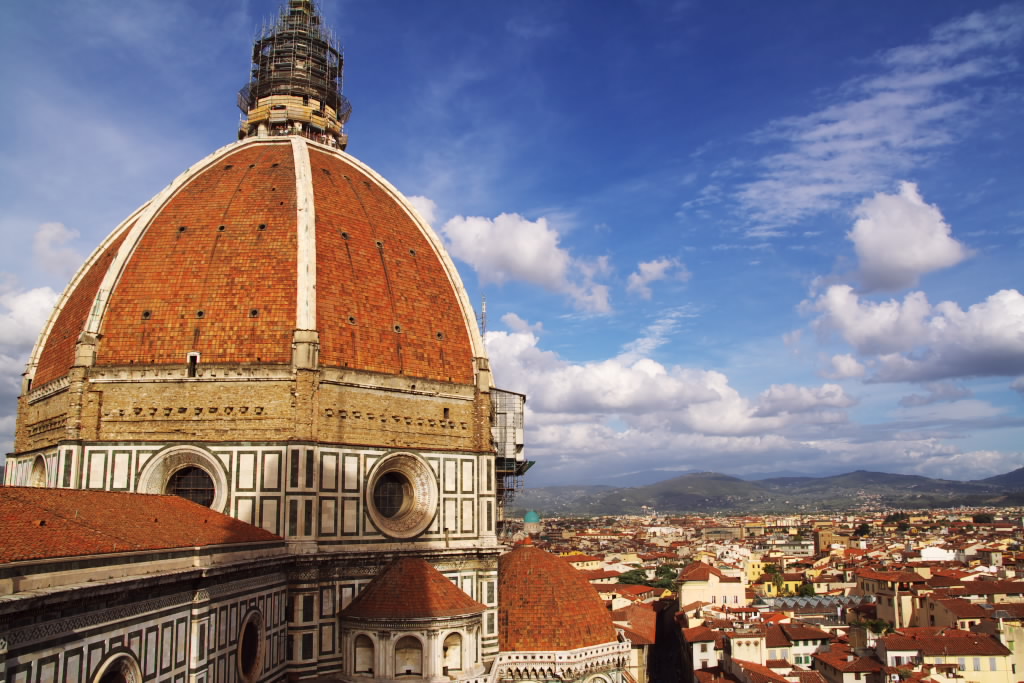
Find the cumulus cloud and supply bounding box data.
[0,283,59,463]
[479,324,1016,484]
[407,195,438,226]
[807,286,1024,382]
[441,212,611,313]
[33,222,85,280]
[849,182,969,291]
[0,285,59,351]
[825,353,865,379]
[1013,377,1024,395]
[626,258,690,299]
[737,4,1024,229]
[899,381,972,407]
[755,383,855,417]
[501,312,543,334]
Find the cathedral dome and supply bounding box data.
[26,137,483,389]
[498,542,618,651]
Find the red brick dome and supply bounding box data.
[498,543,619,651]
[27,137,483,388]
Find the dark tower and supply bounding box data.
[238,0,353,148]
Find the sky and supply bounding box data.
[1,1,1022,487]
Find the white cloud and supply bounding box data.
[737,4,1024,229]
[501,312,543,334]
[618,308,696,363]
[806,285,931,355]
[626,258,690,299]
[33,222,85,280]
[755,383,855,417]
[848,182,969,291]
[0,285,59,351]
[1013,377,1024,395]
[407,195,438,226]
[807,286,1024,382]
[825,353,865,379]
[441,212,611,313]
[899,381,972,407]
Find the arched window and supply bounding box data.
[394,636,422,677]
[166,466,216,507]
[30,456,47,487]
[354,634,375,675]
[93,653,142,683]
[442,632,462,673]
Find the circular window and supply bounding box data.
[166,466,216,507]
[237,610,265,683]
[366,454,438,539]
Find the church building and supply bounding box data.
[0,3,629,683]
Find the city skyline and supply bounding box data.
[1,1,1022,485]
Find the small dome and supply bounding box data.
[340,557,486,620]
[498,544,618,651]
[523,510,541,523]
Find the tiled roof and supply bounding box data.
[611,603,656,645]
[499,543,618,652]
[0,486,279,563]
[683,626,719,643]
[35,139,476,386]
[732,658,792,683]
[339,557,485,619]
[881,632,1011,657]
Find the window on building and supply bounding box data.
[990,658,998,671]
[974,658,981,671]
[701,644,708,652]
[373,471,410,518]
[166,466,215,507]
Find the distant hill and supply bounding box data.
[510,466,1024,517]
[977,466,1024,489]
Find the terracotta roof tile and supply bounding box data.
[499,544,618,652]
[340,557,485,619]
[0,486,280,563]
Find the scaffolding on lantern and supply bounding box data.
[238,0,352,148]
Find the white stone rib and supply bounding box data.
[292,137,317,331]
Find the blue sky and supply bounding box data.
[1,1,1022,486]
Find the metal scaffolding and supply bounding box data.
[491,388,532,521]
[238,0,352,147]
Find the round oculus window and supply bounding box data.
[237,610,265,682]
[166,466,216,507]
[366,454,438,539]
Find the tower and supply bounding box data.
[5,2,527,680]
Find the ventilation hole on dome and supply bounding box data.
[393,324,402,333]
[142,310,152,320]
[248,163,256,168]
[258,224,267,230]
[348,316,357,325]
[341,231,349,240]
[196,310,205,319]
[409,249,416,256]
[271,163,279,168]
[178,226,187,233]
[322,168,331,175]
[249,309,259,318]
[279,201,284,205]
[217,225,226,232]
[223,164,233,170]
[436,331,444,340]
[271,187,276,191]
[375,240,384,248]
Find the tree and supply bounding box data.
[618,569,653,586]
[797,583,816,597]
[853,523,871,537]
[973,513,994,524]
